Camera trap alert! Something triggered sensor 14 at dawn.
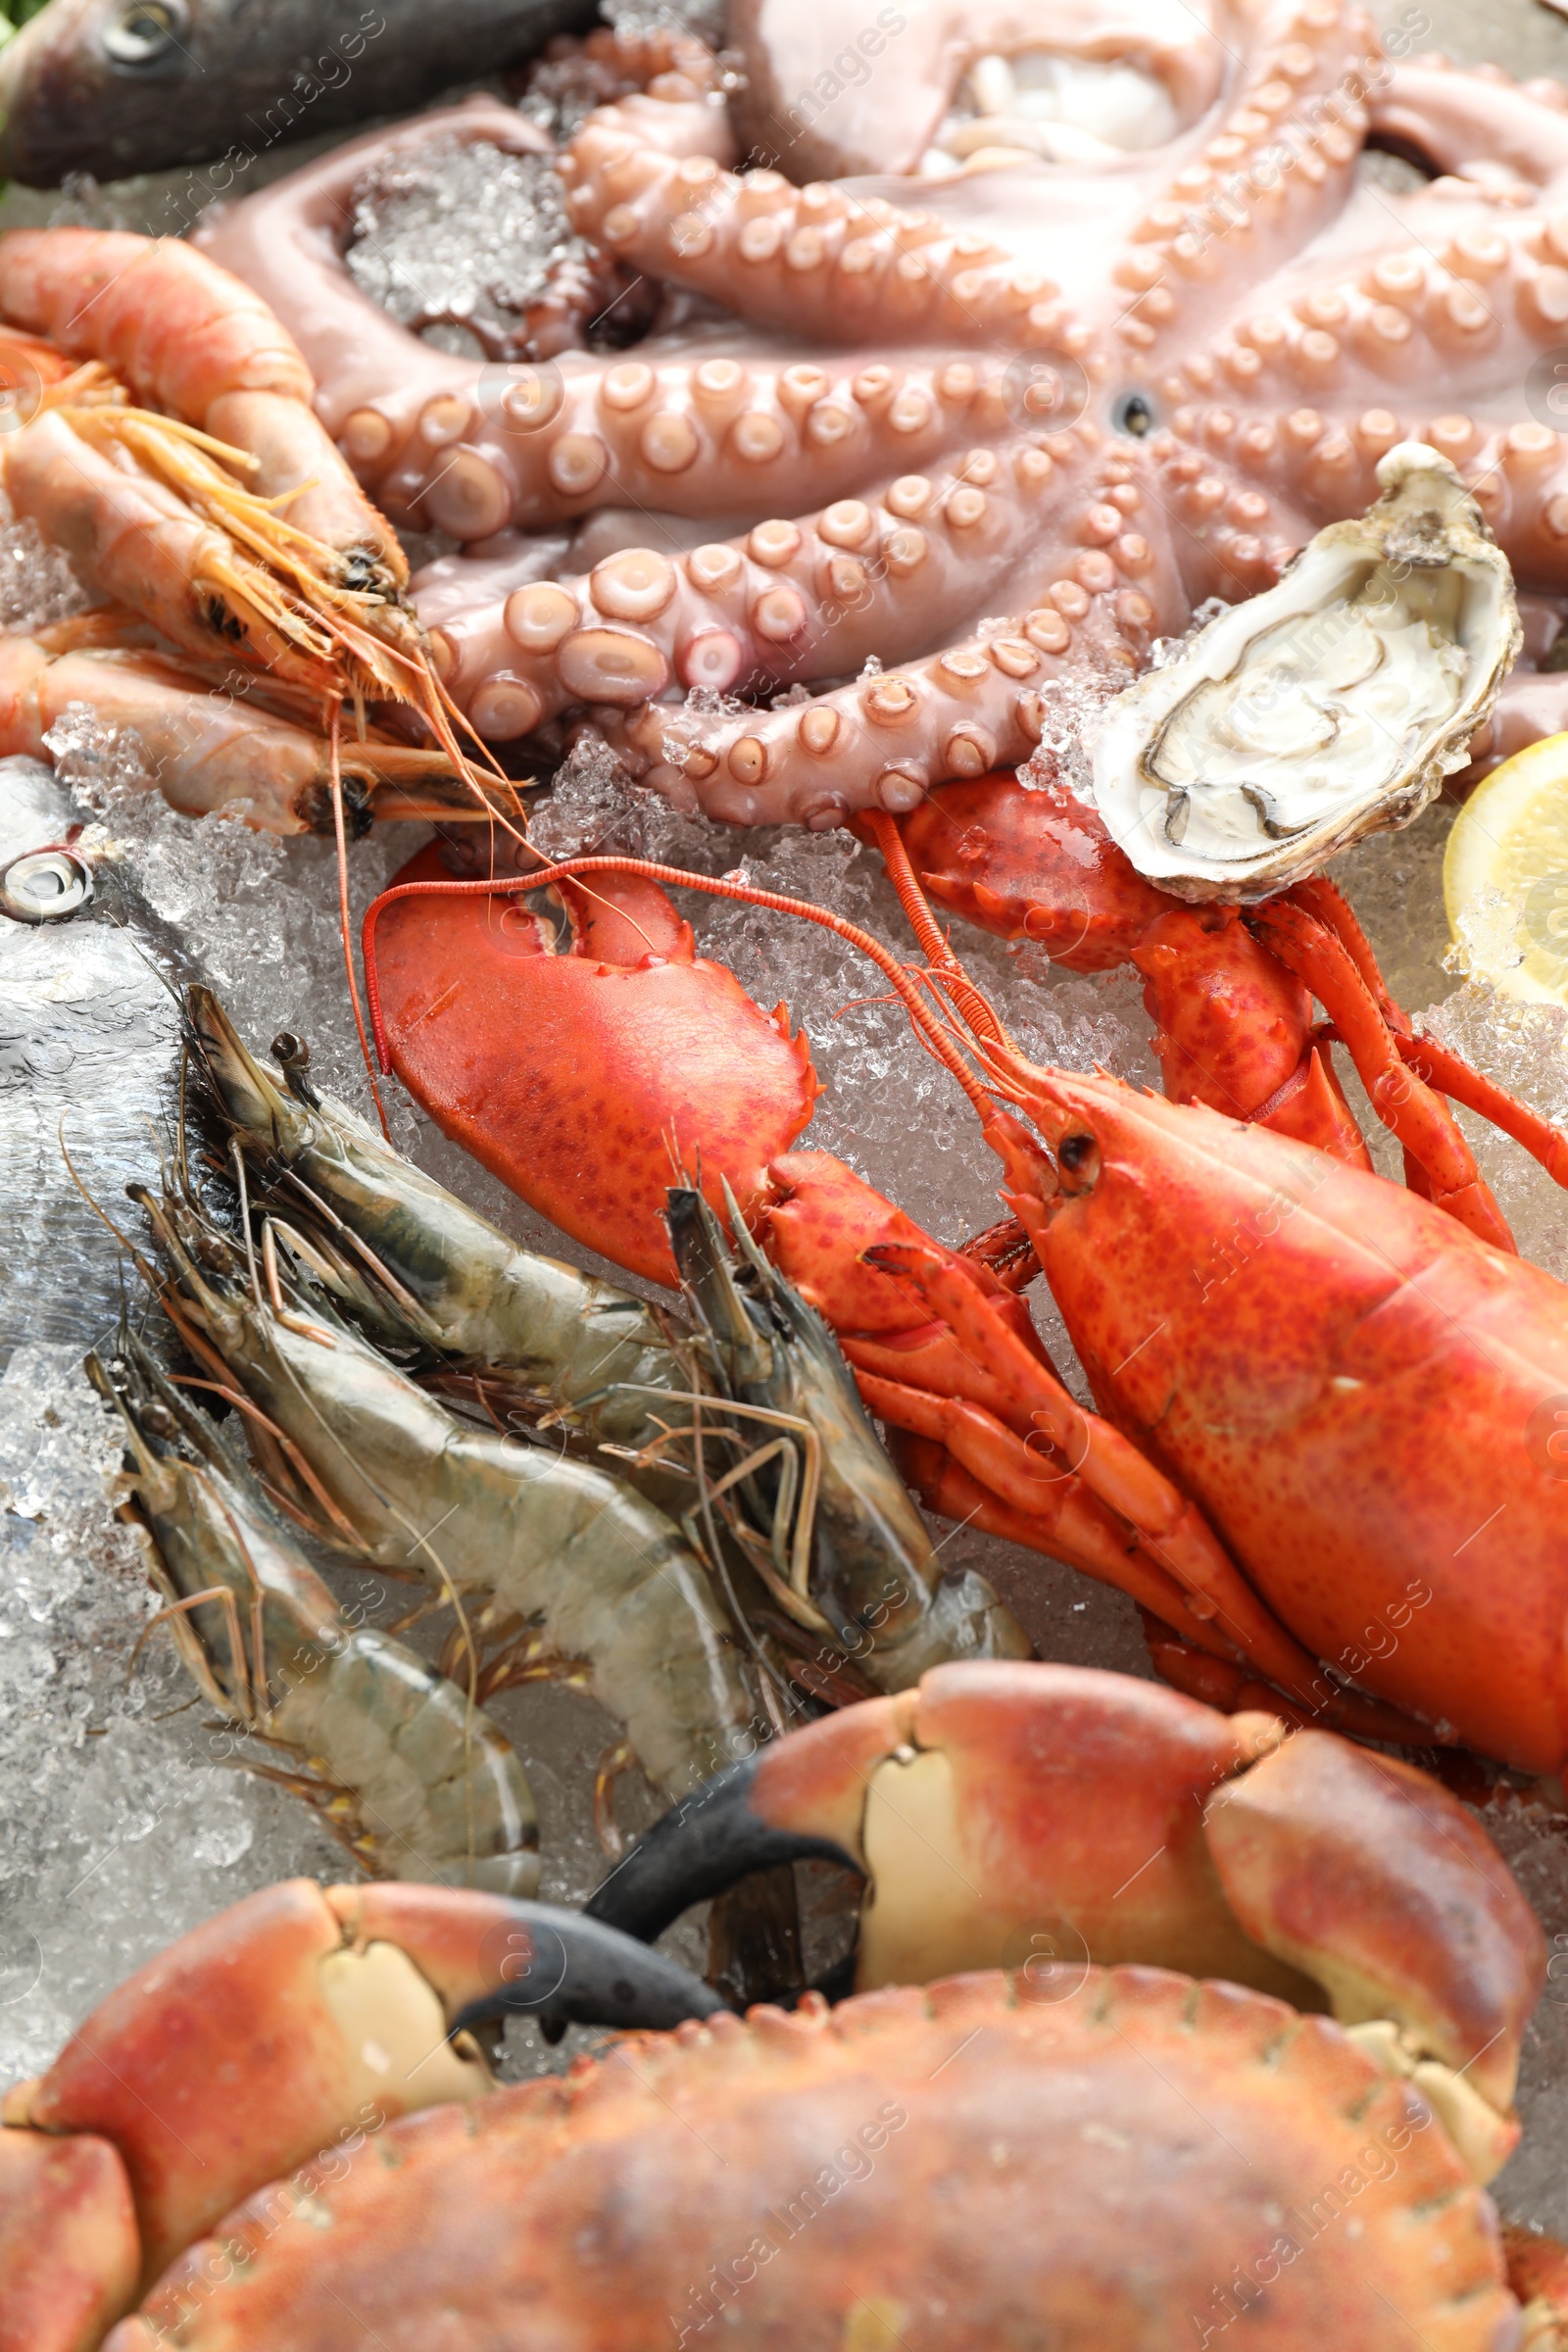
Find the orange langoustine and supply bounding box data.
[0,226,503,832]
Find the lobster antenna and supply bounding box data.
[859,810,1016,1054]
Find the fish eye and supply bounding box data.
[1114,393,1155,439]
[101,0,186,67]
[0,847,92,924]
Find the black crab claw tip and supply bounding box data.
[450,1903,728,2044]
[584,1756,859,1949]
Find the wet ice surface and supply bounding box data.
[4,720,1568,2212]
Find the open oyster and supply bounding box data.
[1091,443,1520,901]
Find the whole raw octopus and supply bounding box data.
[196,0,1568,827]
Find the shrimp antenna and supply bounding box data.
[57,1115,161,1296]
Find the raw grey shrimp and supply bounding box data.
[187,983,681,1452]
[187,986,1030,1692]
[86,1333,539,1896]
[665,1184,1030,1687]
[133,1178,761,1800]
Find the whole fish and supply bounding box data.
[0,755,189,1361]
[0,0,595,188]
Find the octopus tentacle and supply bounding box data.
[1367,62,1568,186]
[197,40,736,543]
[428,430,1145,738]
[378,354,1029,542]
[1110,5,1379,362]
[194,98,574,442]
[560,119,1077,354]
[606,600,1143,827]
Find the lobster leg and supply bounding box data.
[866,792,1379,1167]
[856,1373,1224,1640]
[1250,897,1517,1251]
[1394,1029,1568,1185]
[859,1231,1427,1740]
[1131,902,1372,1164]
[1297,872,1568,1197]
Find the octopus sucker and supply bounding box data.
[184,7,1568,817]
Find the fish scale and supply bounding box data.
[0,756,192,1365]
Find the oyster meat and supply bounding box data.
[1090,442,1520,900]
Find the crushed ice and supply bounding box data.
[0,1344,342,2081]
[345,136,590,364]
[0,488,97,633]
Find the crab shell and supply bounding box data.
[105,1971,1524,2350]
[1092,443,1521,902]
[0,1666,1546,2349]
[588,1664,1545,2185]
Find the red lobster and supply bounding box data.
[363,824,1568,1773]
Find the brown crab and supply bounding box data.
[2,1664,1562,2347]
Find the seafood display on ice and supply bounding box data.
[4,1666,1567,2348]
[362,839,1568,1772]
[10,0,1568,2333]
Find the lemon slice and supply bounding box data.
[1444,731,1568,1005]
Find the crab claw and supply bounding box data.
[0,2130,138,2352]
[584,1716,897,1941]
[589,1663,1544,2183]
[0,1879,721,2312]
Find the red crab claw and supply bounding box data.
[363,843,821,1284]
[587,1661,1544,2184]
[0,1879,720,2342]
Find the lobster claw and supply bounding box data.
[368,843,822,1284]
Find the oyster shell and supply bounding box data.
[1090,443,1520,901]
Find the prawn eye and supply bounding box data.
[102,0,186,67]
[1057,1132,1100,1180]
